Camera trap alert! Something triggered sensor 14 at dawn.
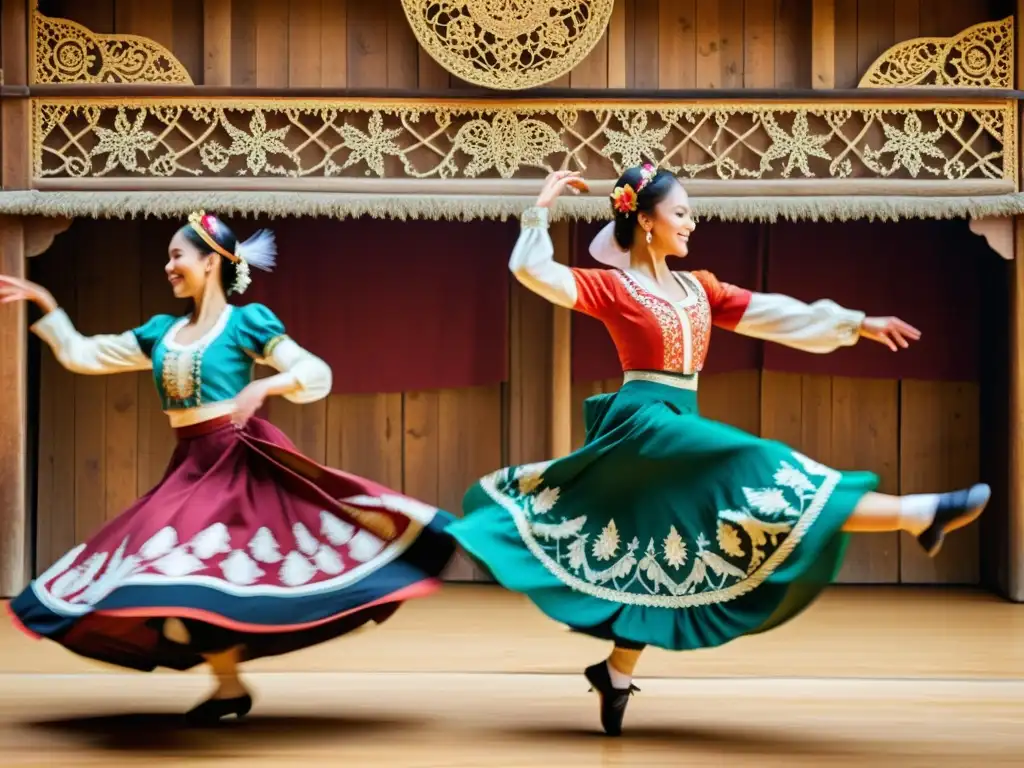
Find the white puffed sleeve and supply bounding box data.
[31,308,152,374]
[509,207,578,309]
[261,338,332,404]
[734,293,865,354]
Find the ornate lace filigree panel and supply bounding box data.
[401,0,615,89]
[859,16,1013,88]
[33,12,193,84]
[33,100,1015,185]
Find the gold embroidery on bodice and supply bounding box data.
[615,270,712,374]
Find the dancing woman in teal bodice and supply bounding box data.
[2,211,455,726]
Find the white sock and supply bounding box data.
[899,493,940,535]
[606,661,633,690]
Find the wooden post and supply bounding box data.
[0,0,32,596]
[1009,2,1024,601]
[2,0,30,188]
[811,0,836,90]
[550,221,572,458]
[508,280,552,467]
[204,0,233,86]
[1010,226,1024,601]
[0,217,28,596]
[606,0,627,88]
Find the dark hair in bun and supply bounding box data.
[178,215,241,297]
[610,166,679,250]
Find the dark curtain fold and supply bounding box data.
[764,219,982,382]
[245,217,515,393]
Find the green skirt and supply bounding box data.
[449,378,878,652]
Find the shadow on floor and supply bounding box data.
[493,722,884,758]
[26,712,427,753]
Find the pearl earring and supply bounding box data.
[645,230,652,244]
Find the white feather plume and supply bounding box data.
[235,228,277,272]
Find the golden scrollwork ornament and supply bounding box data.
[401,0,615,90]
[859,16,1013,88]
[32,11,192,85]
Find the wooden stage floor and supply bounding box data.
[1,584,1022,766]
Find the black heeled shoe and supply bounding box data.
[184,694,253,727]
[917,483,991,558]
[584,661,639,737]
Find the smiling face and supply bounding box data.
[638,182,696,258]
[165,228,217,300]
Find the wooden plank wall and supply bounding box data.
[39,0,1010,91]
[29,0,1005,586]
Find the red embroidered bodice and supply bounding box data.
[572,268,752,374]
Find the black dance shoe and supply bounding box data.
[917,483,991,558]
[184,693,253,727]
[584,661,639,737]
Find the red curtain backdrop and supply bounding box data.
[244,217,516,393]
[764,219,982,382]
[571,220,763,381]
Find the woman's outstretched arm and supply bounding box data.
[0,275,152,374]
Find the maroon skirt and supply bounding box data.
[10,416,455,671]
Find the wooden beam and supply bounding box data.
[812,0,836,90]
[2,0,30,189]
[18,84,1024,100]
[550,221,572,458]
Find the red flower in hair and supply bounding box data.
[611,184,638,214]
[200,214,217,232]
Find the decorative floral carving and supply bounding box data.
[90,108,160,175]
[223,111,294,176]
[759,113,833,178]
[862,112,948,177]
[32,100,1015,187]
[455,113,564,178]
[337,112,403,177]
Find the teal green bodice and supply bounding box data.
[132,303,286,411]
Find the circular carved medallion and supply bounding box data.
[401,0,615,90]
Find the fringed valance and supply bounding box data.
[3,188,1023,225]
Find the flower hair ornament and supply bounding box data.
[597,163,660,269]
[187,210,277,295]
[609,163,657,214]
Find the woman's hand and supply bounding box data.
[231,379,271,428]
[0,275,58,314]
[536,170,589,208]
[859,316,922,351]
